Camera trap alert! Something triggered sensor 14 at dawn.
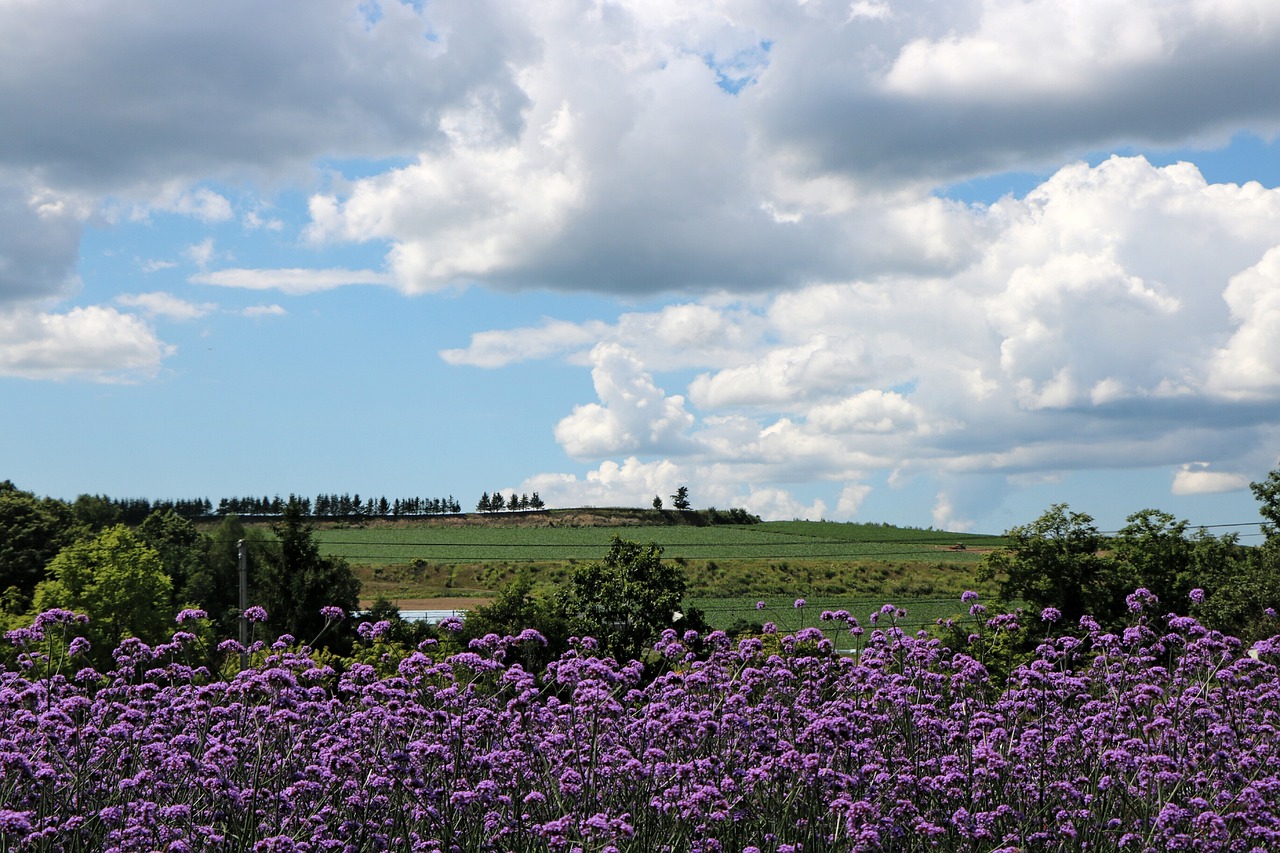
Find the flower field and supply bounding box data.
[3,596,1280,852]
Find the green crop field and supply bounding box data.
[313,519,1005,565]
[304,513,1010,604]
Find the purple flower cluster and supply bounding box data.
[2,604,1279,851]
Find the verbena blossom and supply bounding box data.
[3,600,1280,852]
[243,605,268,622]
[319,606,345,621]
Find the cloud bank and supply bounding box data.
[451,157,1280,523]
[4,0,1280,519]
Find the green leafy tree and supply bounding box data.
[980,504,1122,626]
[1189,469,1280,641]
[71,493,122,531]
[33,525,173,661]
[1186,528,1266,636]
[181,514,259,640]
[558,536,688,662]
[671,486,691,511]
[255,498,359,648]
[1111,509,1195,608]
[1252,468,1280,536]
[0,481,85,616]
[460,576,570,670]
[137,509,211,610]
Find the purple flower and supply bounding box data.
[1189,588,1205,604]
[176,608,207,623]
[0,809,32,836]
[68,636,91,658]
[319,606,345,621]
[1040,607,1061,624]
[961,590,979,603]
[1125,588,1157,613]
[34,608,87,627]
[756,601,765,610]
[794,598,806,608]
[243,606,268,623]
[357,620,391,640]
[439,615,464,632]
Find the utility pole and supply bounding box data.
[238,539,248,671]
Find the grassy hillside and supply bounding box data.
[303,510,1007,604]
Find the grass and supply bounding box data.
[314,515,1009,606]
[691,595,975,635]
[315,519,1004,564]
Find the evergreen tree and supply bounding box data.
[477,492,491,513]
[255,498,358,648]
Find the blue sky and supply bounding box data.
[3,0,1280,536]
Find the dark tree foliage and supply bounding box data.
[0,481,85,614]
[254,499,359,650]
[558,536,688,662]
[1252,469,1280,536]
[360,596,438,648]
[1111,509,1196,609]
[671,486,691,511]
[182,515,257,640]
[459,576,571,670]
[137,509,211,611]
[71,494,122,531]
[981,504,1122,626]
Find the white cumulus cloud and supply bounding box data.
[1172,464,1251,496]
[0,306,171,382]
[554,343,695,458]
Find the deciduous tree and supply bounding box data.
[33,525,172,661]
[981,504,1121,625]
[0,481,84,615]
[558,536,688,662]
